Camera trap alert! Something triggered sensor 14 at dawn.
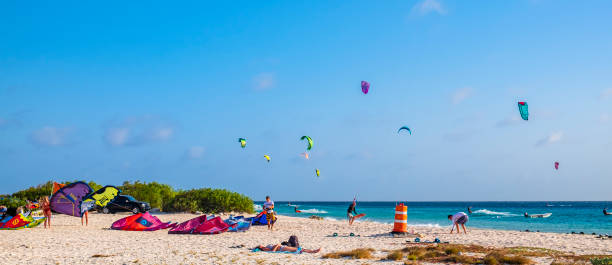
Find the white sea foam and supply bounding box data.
[298,208,328,214]
[323,217,338,221]
[473,209,519,217]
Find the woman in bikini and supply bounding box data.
[40,196,52,228]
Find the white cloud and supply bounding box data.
[104,128,130,146]
[600,113,610,123]
[535,131,563,147]
[600,88,612,100]
[103,116,175,147]
[412,0,447,15]
[29,126,73,147]
[452,87,473,105]
[252,72,276,91]
[495,116,522,128]
[184,146,205,160]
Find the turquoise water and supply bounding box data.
[255,201,612,235]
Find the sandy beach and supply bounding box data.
[1,213,609,264]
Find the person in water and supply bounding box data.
[294,206,301,213]
[263,196,275,230]
[467,206,472,214]
[604,208,611,216]
[448,212,469,234]
[347,199,359,225]
[253,235,321,253]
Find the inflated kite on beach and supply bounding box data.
[50,181,94,217]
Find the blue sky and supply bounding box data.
[1,0,611,200]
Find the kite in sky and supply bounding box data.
[518,102,529,121]
[554,161,559,170]
[264,155,271,163]
[315,169,320,177]
[398,126,411,135]
[301,136,313,151]
[238,138,246,148]
[300,152,310,160]
[361,81,370,94]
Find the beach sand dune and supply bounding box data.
[1,213,609,264]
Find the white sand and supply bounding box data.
[1,213,610,264]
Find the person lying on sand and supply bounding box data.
[253,235,321,253]
[448,212,468,234]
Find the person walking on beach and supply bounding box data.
[40,196,52,228]
[263,196,275,230]
[448,212,468,234]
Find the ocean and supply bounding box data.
[254,201,612,235]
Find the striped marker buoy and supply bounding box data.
[391,203,409,235]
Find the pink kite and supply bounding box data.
[361,81,370,94]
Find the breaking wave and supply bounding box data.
[472,209,519,217]
[298,208,328,214]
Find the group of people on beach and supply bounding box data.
[0,196,53,228]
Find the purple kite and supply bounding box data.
[49,182,93,217]
[554,161,559,170]
[361,81,370,94]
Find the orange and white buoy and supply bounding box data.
[391,203,409,235]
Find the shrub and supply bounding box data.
[11,181,54,201]
[11,180,103,201]
[386,251,403,261]
[0,196,27,208]
[119,181,176,210]
[444,255,478,264]
[163,188,253,214]
[445,246,461,255]
[591,257,612,265]
[322,248,375,259]
[485,251,532,265]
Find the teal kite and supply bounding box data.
[315,169,320,177]
[238,138,246,148]
[301,136,313,151]
[398,126,411,135]
[518,102,528,121]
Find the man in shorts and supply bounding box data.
[448,212,469,234]
[263,196,275,230]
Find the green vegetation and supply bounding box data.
[119,181,176,210]
[163,188,254,214]
[2,180,253,214]
[590,257,612,265]
[0,196,27,209]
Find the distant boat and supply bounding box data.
[525,212,552,218]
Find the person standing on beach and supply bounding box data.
[263,196,275,230]
[448,212,468,234]
[347,199,358,225]
[40,196,52,228]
